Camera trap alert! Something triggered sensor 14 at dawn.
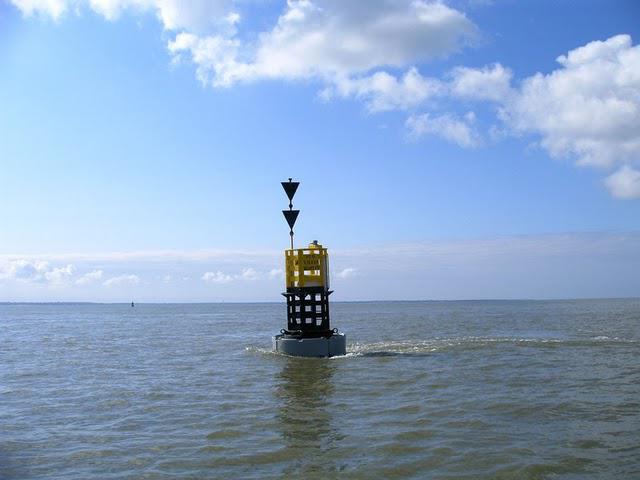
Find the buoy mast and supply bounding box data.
[273,179,346,357]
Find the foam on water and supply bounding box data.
[249,336,639,358]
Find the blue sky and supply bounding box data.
[0,0,639,301]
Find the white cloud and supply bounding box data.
[239,267,259,280]
[605,166,640,199]
[2,235,640,300]
[103,274,140,287]
[444,35,640,198]
[11,0,475,115]
[335,267,358,279]
[167,0,477,86]
[202,270,234,284]
[0,259,46,282]
[167,33,245,87]
[202,267,262,284]
[10,3,640,200]
[44,264,76,284]
[449,63,513,101]
[502,34,640,170]
[0,259,75,285]
[11,0,69,19]
[10,0,231,32]
[406,111,480,147]
[75,269,103,285]
[164,14,640,193]
[147,0,231,32]
[252,0,475,77]
[326,68,444,112]
[268,268,284,279]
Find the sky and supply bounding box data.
[0,0,639,302]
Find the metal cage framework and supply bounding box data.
[282,287,333,335]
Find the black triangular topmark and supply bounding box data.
[282,210,300,229]
[281,181,299,201]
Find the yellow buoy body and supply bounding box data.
[284,241,330,290]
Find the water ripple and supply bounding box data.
[1,301,639,479]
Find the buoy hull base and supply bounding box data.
[273,333,346,357]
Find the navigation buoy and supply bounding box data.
[273,179,347,357]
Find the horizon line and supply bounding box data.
[2,297,639,305]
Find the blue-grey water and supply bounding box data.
[1,300,639,479]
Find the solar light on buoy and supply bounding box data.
[273,179,347,357]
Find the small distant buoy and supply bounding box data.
[131,301,135,307]
[273,178,346,358]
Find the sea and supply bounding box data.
[1,300,639,479]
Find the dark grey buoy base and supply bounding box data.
[273,333,346,357]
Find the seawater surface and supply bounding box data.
[1,300,639,479]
